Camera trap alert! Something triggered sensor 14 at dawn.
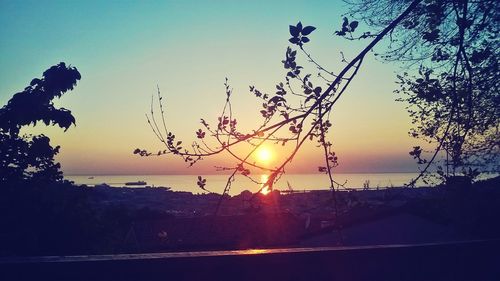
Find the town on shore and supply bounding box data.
[84,176,500,253]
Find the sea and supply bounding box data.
[66,173,432,195]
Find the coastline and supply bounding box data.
[77,176,500,252]
[66,172,432,195]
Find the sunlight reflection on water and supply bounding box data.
[260,174,271,195]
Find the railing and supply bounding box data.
[1,240,499,280]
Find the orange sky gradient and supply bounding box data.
[1,0,428,175]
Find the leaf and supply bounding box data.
[197,176,207,190]
[196,129,205,139]
[296,22,303,32]
[269,96,286,105]
[304,94,315,104]
[289,37,300,44]
[349,21,359,31]
[342,17,349,28]
[289,25,300,37]
[301,37,310,43]
[301,26,316,36]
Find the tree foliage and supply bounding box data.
[0,62,81,183]
[346,0,499,182]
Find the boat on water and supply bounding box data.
[125,180,147,186]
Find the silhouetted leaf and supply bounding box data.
[342,17,349,28]
[296,21,303,32]
[313,87,322,96]
[197,176,207,190]
[269,96,286,105]
[349,21,359,31]
[289,25,300,37]
[196,129,206,139]
[301,26,316,36]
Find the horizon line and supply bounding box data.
[64,171,422,177]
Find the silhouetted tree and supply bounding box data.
[0,62,81,183]
[344,0,499,184]
[136,0,422,221]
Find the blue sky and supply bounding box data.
[0,0,423,174]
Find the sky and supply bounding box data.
[0,0,425,175]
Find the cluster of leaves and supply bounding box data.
[347,0,500,182]
[302,75,324,104]
[288,22,316,47]
[236,163,251,176]
[397,63,499,178]
[197,176,207,191]
[0,133,63,182]
[133,148,152,156]
[335,17,359,36]
[166,132,184,154]
[0,62,80,135]
[288,119,303,134]
[283,47,302,79]
[334,17,375,40]
[318,151,339,173]
[0,62,81,183]
[409,146,426,164]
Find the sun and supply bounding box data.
[256,147,273,163]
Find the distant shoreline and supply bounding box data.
[65,173,499,196]
[65,172,426,194]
